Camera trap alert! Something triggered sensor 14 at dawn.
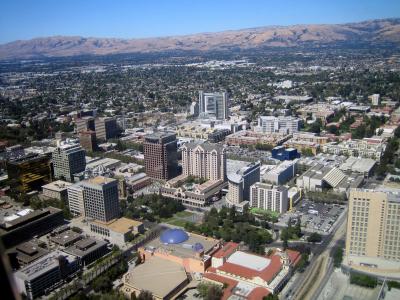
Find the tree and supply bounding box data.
[138,291,153,300]
[307,232,322,243]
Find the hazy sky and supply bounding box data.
[1,0,399,44]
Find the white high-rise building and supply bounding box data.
[227,161,261,205]
[199,91,229,120]
[369,94,380,106]
[181,143,226,181]
[190,101,199,117]
[52,143,86,182]
[67,184,85,216]
[255,116,300,134]
[250,182,289,213]
[80,176,120,222]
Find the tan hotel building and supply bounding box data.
[345,188,400,278]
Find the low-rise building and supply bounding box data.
[226,130,291,147]
[64,238,108,266]
[42,180,73,202]
[89,217,144,244]
[204,242,301,296]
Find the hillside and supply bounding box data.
[0,18,399,60]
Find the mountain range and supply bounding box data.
[0,18,399,60]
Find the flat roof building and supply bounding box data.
[42,180,73,202]
[143,132,178,180]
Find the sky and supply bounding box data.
[0,0,399,44]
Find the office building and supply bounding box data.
[14,251,79,300]
[190,101,199,117]
[63,238,108,267]
[79,130,97,152]
[264,160,297,185]
[42,180,72,202]
[271,146,299,161]
[255,116,300,134]
[344,188,400,279]
[76,116,95,133]
[52,143,86,182]
[89,217,144,245]
[181,142,226,181]
[198,91,229,120]
[95,117,118,141]
[80,176,120,222]
[369,94,380,106]
[250,183,289,213]
[67,183,85,217]
[226,161,260,207]
[0,207,64,249]
[6,154,52,193]
[143,132,178,180]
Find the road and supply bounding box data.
[282,210,347,300]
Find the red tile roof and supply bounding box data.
[212,242,239,259]
[218,254,282,283]
[287,249,302,266]
[248,287,270,300]
[203,272,238,300]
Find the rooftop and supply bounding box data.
[64,238,107,257]
[93,217,143,234]
[49,230,82,246]
[227,251,271,271]
[123,256,187,299]
[42,180,73,192]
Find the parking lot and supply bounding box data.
[277,199,346,235]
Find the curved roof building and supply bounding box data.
[160,228,189,244]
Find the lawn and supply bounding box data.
[250,207,280,219]
[161,210,197,227]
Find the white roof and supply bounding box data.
[227,251,270,271]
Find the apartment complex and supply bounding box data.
[284,132,329,155]
[226,161,260,207]
[80,176,120,222]
[198,91,229,120]
[6,153,52,193]
[143,132,178,180]
[181,143,226,181]
[52,143,86,182]
[95,117,118,141]
[250,183,289,213]
[322,138,386,161]
[255,116,300,134]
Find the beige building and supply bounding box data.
[345,188,400,278]
[181,143,226,181]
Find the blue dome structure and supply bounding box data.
[160,229,189,244]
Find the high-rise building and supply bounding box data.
[346,188,400,262]
[79,130,97,152]
[199,91,229,120]
[52,143,86,182]
[255,116,300,134]
[227,161,261,206]
[75,116,95,133]
[6,154,52,193]
[369,94,380,106]
[95,117,118,141]
[190,101,199,117]
[143,132,178,180]
[181,143,226,181]
[67,183,85,217]
[80,176,120,222]
[250,183,289,213]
